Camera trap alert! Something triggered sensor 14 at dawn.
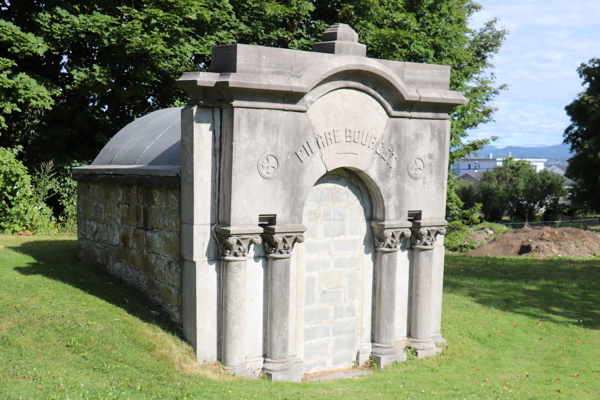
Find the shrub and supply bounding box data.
[0,146,56,233]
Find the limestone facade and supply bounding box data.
[75,23,467,382]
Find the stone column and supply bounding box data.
[410,220,446,358]
[214,226,261,376]
[370,221,412,368]
[262,224,305,382]
[180,105,221,364]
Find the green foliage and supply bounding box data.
[2,0,506,229]
[0,19,57,135]
[469,158,567,222]
[54,160,84,232]
[0,146,56,233]
[444,226,477,253]
[564,58,600,213]
[446,173,482,230]
[444,221,509,253]
[1,0,505,167]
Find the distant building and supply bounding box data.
[457,171,485,184]
[545,164,575,190]
[546,165,568,176]
[452,153,547,176]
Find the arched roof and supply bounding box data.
[92,107,181,166]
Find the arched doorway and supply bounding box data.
[298,170,375,373]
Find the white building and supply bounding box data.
[453,153,547,176]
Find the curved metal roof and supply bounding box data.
[92,107,182,166]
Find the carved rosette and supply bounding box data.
[263,233,305,259]
[215,232,262,261]
[372,227,412,252]
[410,227,446,249]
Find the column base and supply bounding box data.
[411,337,437,351]
[416,347,442,359]
[371,343,406,368]
[225,363,253,378]
[431,334,448,346]
[371,352,407,368]
[262,357,304,382]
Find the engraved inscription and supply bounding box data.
[295,141,315,163]
[407,158,425,180]
[295,128,398,168]
[258,153,279,179]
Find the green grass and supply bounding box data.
[1,235,599,399]
[445,222,510,253]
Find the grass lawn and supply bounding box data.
[1,234,599,400]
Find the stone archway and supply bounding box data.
[299,170,375,373]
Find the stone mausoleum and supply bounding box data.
[74,24,468,381]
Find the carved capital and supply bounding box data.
[410,227,446,249]
[263,233,305,259]
[215,232,261,261]
[372,227,411,252]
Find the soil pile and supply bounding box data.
[467,225,600,258]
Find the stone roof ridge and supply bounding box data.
[320,23,359,43]
[313,23,366,57]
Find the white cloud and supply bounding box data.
[467,0,600,146]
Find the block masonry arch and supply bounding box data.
[299,169,375,373]
[74,23,467,382]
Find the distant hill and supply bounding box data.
[474,144,572,159]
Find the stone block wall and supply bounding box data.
[301,173,374,373]
[77,182,182,324]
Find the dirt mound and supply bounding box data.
[467,225,600,258]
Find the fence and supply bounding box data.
[499,218,600,231]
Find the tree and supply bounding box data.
[1,0,506,165]
[2,1,506,230]
[564,58,600,213]
[0,20,57,139]
[472,158,566,222]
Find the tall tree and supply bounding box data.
[474,158,566,222]
[0,19,57,141]
[564,58,600,212]
[1,0,505,167]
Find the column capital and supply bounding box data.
[371,221,412,252]
[262,224,306,259]
[410,220,447,250]
[214,225,262,261]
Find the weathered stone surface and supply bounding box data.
[160,284,181,307]
[147,188,163,207]
[164,189,180,209]
[161,231,180,259]
[76,181,182,331]
[76,21,462,381]
[145,230,161,254]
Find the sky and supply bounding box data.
[466,0,600,147]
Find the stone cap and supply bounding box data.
[262,223,307,234]
[312,24,367,57]
[177,25,469,119]
[370,220,413,230]
[411,219,448,228]
[73,164,180,177]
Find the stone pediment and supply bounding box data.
[177,42,467,119]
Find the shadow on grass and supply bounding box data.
[445,255,600,330]
[10,239,182,337]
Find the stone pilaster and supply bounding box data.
[214,225,261,376]
[369,221,411,368]
[410,220,446,358]
[262,224,306,382]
